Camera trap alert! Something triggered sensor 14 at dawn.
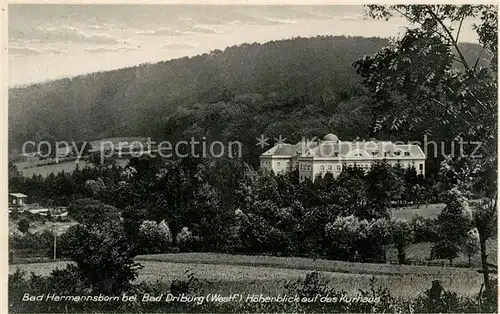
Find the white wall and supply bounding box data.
[271,157,292,174]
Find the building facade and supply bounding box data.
[260,134,426,182]
[9,193,27,206]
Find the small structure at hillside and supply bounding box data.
[9,193,27,206]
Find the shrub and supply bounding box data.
[325,215,389,262]
[67,198,120,225]
[175,227,201,252]
[9,230,59,260]
[59,219,141,294]
[392,219,415,264]
[17,218,30,234]
[411,215,439,243]
[169,270,203,296]
[138,220,173,254]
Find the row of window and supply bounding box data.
[344,163,370,169]
[276,161,290,167]
[264,160,423,171]
[392,151,410,156]
[300,165,311,171]
[262,161,292,168]
[354,151,411,157]
[362,151,412,157]
[319,165,342,171]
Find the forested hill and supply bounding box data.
[8,36,485,164]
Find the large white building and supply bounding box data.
[260,134,426,182]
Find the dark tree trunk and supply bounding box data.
[397,246,406,264]
[449,258,453,267]
[479,233,490,291]
[170,222,179,247]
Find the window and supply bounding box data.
[337,165,341,171]
[320,165,325,171]
[419,163,423,171]
[404,152,410,156]
[277,162,280,167]
[372,151,379,156]
[328,165,332,171]
[307,165,311,171]
[394,151,401,156]
[384,151,389,157]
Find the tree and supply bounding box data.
[325,215,369,262]
[335,165,367,217]
[402,166,419,205]
[392,219,415,264]
[315,172,338,205]
[356,5,497,197]
[67,198,120,225]
[431,240,461,266]
[472,197,497,290]
[464,229,480,267]
[17,218,30,234]
[355,5,496,143]
[365,161,404,219]
[189,180,234,252]
[138,220,172,254]
[147,160,197,246]
[87,150,116,169]
[431,188,473,266]
[60,219,141,294]
[358,4,497,289]
[365,218,393,262]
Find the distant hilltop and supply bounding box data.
[8,36,487,166]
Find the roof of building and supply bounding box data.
[261,143,298,157]
[9,193,27,198]
[305,141,425,158]
[261,140,320,157]
[323,133,339,142]
[261,135,426,159]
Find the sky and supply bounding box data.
[8,5,480,87]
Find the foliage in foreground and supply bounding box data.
[9,269,497,313]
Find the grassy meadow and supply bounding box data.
[9,202,495,301]
[10,254,486,299]
[391,203,445,220]
[15,158,129,178]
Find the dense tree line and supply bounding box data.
[10,156,437,259]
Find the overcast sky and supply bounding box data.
[8,5,480,87]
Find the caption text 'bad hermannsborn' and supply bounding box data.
[23,293,381,305]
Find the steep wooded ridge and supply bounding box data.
[8,36,486,163]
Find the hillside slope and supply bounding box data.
[8,36,486,165]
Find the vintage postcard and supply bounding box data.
[4,2,498,313]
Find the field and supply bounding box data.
[391,203,445,220]
[8,202,495,300]
[15,158,129,178]
[10,253,487,299]
[386,240,497,267]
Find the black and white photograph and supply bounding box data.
[4,2,498,313]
